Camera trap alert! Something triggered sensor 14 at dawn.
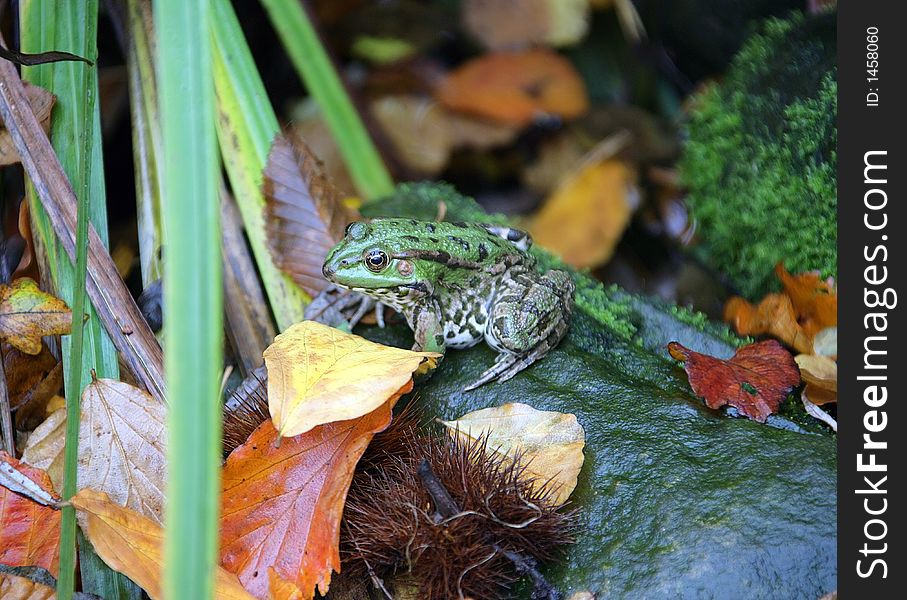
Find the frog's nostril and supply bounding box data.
[322,262,334,278]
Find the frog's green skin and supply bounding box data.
[322,218,575,390]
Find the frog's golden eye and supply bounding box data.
[364,249,389,272]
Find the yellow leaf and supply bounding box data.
[442,403,585,505]
[264,321,439,438]
[71,489,254,600]
[78,378,168,524]
[0,278,71,355]
[527,159,635,269]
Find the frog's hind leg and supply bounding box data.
[464,268,574,391]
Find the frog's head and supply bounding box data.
[322,220,418,291]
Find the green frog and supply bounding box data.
[321,218,574,390]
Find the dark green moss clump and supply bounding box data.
[681,12,836,298]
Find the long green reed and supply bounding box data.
[156,0,223,598]
[18,1,133,597]
[260,0,394,199]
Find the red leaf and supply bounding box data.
[219,394,401,599]
[667,340,801,422]
[0,452,61,574]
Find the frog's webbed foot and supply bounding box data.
[463,348,548,391]
[304,285,387,329]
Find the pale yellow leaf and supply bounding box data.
[71,489,254,600]
[527,159,636,269]
[78,378,167,524]
[795,354,837,393]
[265,321,439,438]
[21,407,66,491]
[442,402,585,505]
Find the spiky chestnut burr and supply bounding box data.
[342,418,576,599]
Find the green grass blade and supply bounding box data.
[210,0,308,330]
[19,1,137,598]
[259,0,394,199]
[156,0,223,598]
[125,0,164,288]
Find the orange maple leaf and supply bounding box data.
[668,340,801,422]
[436,49,589,126]
[219,385,407,599]
[0,452,61,574]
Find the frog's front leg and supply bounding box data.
[465,268,574,391]
[410,303,447,355]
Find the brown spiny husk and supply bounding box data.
[341,419,576,599]
[221,365,269,455]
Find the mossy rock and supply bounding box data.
[356,184,836,598]
[680,12,837,298]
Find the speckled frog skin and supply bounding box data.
[322,219,574,390]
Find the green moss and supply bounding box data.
[681,12,837,298]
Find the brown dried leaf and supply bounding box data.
[0,83,54,166]
[462,0,590,49]
[77,378,167,524]
[0,572,56,600]
[20,408,66,492]
[264,133,359,298]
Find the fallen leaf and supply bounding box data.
[812,326,837,358]
[268,569,303,600]
[263,132,359,298]
[794,354,837,393]
[0,279,71,355]
[802,391,837,431]
[220,398,399,599]
[71,488,253,600]
[723,294,813,354]
[776,264,837,333]
[0,572,55,600]
[437,49,589,126]
[264,320,438,438]
[77,378,167,524]
[0,83,55,166]
[371,95,520,176]
[795,354,837,407]
[0,453,61,575]
[370,95,452,175]
[20,408,66,492]
[3,343,60,412]
[462,0,590,49]
[441,403,585,505]
[667,340,801,422]
[528,159,635,268]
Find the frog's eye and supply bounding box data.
[364,249,389,272]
